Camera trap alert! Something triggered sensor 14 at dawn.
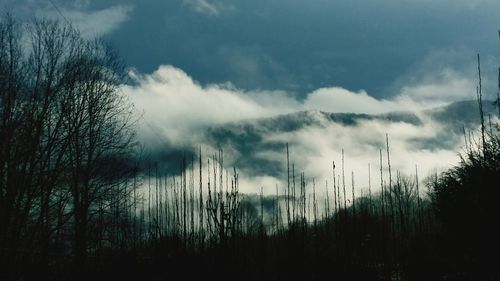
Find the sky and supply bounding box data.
[3,0,500,98]
[3,0,500,196]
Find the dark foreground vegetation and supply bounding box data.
[1,15,500,281]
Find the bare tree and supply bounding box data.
[0,15,136,279]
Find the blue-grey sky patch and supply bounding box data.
[5,0,500,99]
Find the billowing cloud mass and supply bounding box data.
[124,66,298,145]
[123,64,484,196]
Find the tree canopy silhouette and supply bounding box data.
[431,125,500,279]
[0,14,137,280]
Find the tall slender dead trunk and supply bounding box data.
[342,149,346,211]
[286,143,290,226]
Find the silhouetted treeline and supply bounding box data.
[2,15,500,281]
[430,123,500,280]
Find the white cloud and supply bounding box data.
[393,62,478,106]
[184,0,219,16]
[304,69,476,114]
[261,116,459,197]
[405,0,492,9]
[183,0,236,16]
[37,4,133,37]
[123,66,297,146]
[304,87,406,114]
[399,72,474,104]
[389,49,483,104]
